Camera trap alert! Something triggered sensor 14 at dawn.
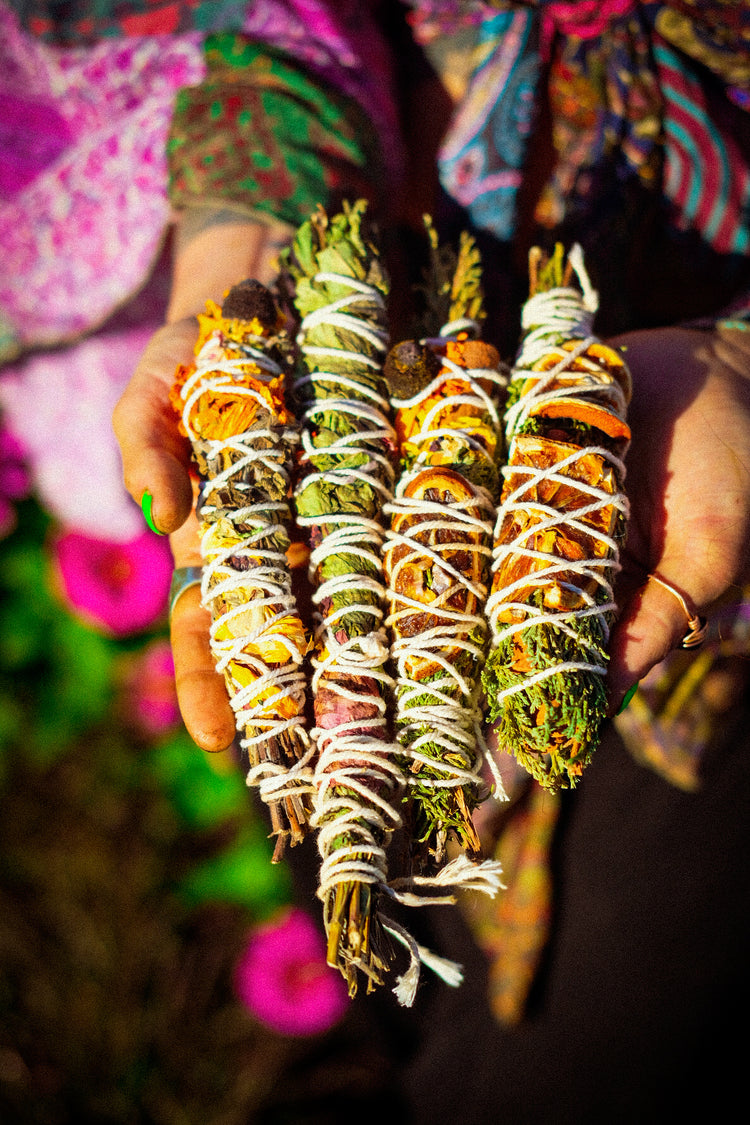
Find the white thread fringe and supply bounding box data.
[387,853,505,906]
[382,917,464,1007]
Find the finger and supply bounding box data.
[170,590,237,753]
[606,574,695,713]
[169,505,236,753]
[112,318,199,534]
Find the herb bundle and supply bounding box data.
[483,244,631,788]
[382,226,508,867]
[283,201,405,994]
[171,281,313,857]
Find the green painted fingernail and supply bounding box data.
[141,490,165,536]
[617,683,638,715]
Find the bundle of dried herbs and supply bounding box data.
[282,201,406,995]
[382,223,508,868]
[483,244,632,788]
[171,280,313,858]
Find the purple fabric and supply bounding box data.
[0,0,403,361]
[0,3,205,359]
[0,91,73,200]
[0,325,154,540]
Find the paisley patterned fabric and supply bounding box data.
[4,0,750,358]
[407,0,750,334]
[0,0,399,360]
[654,36,750,256]
[435,7,539,242]
[12,0,402,179]
[167,35,382,231]
[463,781,560,1025]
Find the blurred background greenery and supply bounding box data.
[0,496,366,1124]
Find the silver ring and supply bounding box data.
[168,566,203,623]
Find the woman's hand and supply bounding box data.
[113,209,291,751]
[116,214,750,749]
[606,325,750,712]
[114,315,239,753]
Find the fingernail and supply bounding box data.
[141,490,166,536]
[616,682,639,715]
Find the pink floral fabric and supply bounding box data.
[0,325,155,539]
[0,0,401,362]
[0,3,205,361]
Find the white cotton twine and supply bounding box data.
[487,245,631,701]
[384,352,507,804]
[295,272,407,923]
[297,274,505,998]
[180,331,314,811]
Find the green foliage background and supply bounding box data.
[0,500,307,1123]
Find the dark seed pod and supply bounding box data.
[221,279,278,328]
[384,340,442,399]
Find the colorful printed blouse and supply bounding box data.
[2,0,750,359]
[2,0,750,1028]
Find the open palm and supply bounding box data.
[606,326,750,709]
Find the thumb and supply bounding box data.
[112,318,198,535]
[607,574,703,713]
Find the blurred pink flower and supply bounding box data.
[122,638,180,736]
[234,907,349,1037]
[0,424,30,537]
[52,527,172,637]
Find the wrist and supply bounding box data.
[166,205,293,323]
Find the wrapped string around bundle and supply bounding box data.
[171,280,314,858]
[384,337,507,865]
[382,223,509,870]
[283,201,408,996]
[483,244,632,789]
